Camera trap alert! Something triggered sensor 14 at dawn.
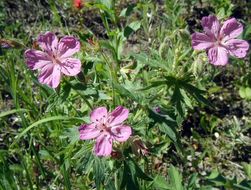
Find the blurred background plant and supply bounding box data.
[0,0,250,189]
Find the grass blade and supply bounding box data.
[0,109,28,118]
[11,116,85,147]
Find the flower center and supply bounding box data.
[99,123,111,134]
[51,54,61,64]
[214,38,222,47]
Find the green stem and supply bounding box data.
[63,79,93,110]
[76,89,93,109]
[22,159,34,190]
[100,51,118,107]
[61,162,71,190]
[31,142,46,179]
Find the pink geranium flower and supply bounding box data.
[79,106,132,157]
[24,32,81,88]
[192,15,249,66]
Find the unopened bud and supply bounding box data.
[131,136,149,157]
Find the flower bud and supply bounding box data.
[131,136,149,157]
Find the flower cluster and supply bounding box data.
[24,14,249,157]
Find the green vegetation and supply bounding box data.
[0,0,250,189]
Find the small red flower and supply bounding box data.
[73,0,83,9]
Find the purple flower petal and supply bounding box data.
[224,39,249,58]
[57,36,80,58]
[52,65,62,88]
[191,32,214,50]
[37,32,58,54]
[61,58,81,76]
[90,107,108,123]
[38,64,53,83]
[94,134,112,156]
[24,49,51,70]
[201,15,220,39]
[79,124,100,140]
[220,18,243,41]
[111,125,132,142]
[108,106,129,126]
[208,46,229,66]
[38,64,61,88]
